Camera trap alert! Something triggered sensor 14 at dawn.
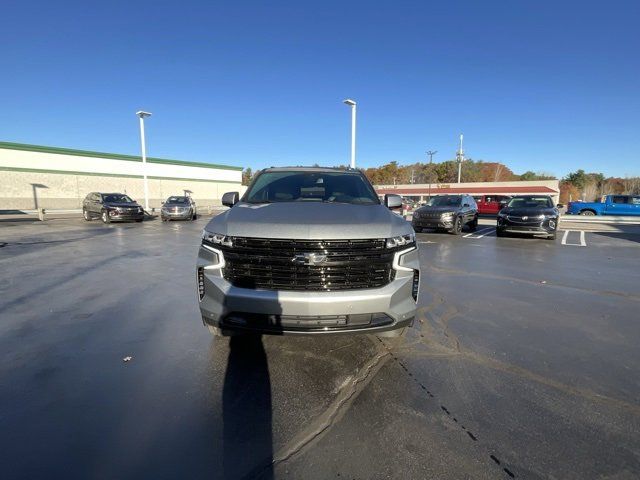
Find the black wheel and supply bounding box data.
[135,218,143,223]
[192,213,197,221]
[468,216,478,232]
[83,209,92,221]
[449,216,463,235]
[580,210,595,216]
[101,210,110,224]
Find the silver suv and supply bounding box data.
[196,167,420,337]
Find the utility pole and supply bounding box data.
[410,169,415,184]
[136,110,152,210]
[426,150,437,202]
[456,134,465,183]
[343,99,357,168]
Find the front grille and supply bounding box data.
[506,215,542,225]
[418,211,442,219]
[217,237,396,291]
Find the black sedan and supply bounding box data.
[82,192,144,223]
[161,196,197,221]
[496,196,559,240]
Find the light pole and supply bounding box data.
[343,99,356,168]
[456,134,464,183]
[136,110,152,210]
[426,150,437,201]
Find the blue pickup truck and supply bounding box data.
[567,195,640,216]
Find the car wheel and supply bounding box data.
[580,210,595,216]
[192,213,197,221]
[101,210,110,224]
[135,218,143,223]
[468,216,478,231]
[449,217,463,235]
[83,209,91,221]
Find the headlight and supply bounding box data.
[202,230,233,247]
[386,233,415,249]
[440,212,455,218]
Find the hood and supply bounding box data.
[205,202,412,239]
[164,202,190,207]
[501,207,557,216]
[416,205,461,214]
[104,201,140,208]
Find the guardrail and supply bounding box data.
[0,206,228,221]
[559,215,640,225]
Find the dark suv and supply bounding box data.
[412,194,478,234]
[82,192,144,223]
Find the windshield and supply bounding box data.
[507,196,553,208]
[103,194,133,203]
[243,171,380,205]
[166,196,189,204]
[428,196,462,207]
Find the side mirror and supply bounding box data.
[384,194,402,209]
[556,203,565,208]
[161,201,165,205]
[222,191,240,207]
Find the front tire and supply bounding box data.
[468,216,478,231]
[580,210,596,216]
[83,209,92,221]
[101,210,110,224]
[449,216,463,235]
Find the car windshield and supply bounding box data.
[167,196,189,204]
[243,171,380,205]
[507,196,553,208]
[103,194,133,203]
[428,196,462,207]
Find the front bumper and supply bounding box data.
[108,211,144,221]
[497,216,557,235]
[161,210,192,220]
[412,217,454,229]
[196,245,420,335]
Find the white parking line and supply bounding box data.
[463,227,493,238]
[561,230,587,247]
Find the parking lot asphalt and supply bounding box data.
[1,217,639,479]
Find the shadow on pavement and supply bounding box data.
[590,228,640,244]
[223,335,273,479]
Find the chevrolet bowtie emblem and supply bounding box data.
[292,253,327,266]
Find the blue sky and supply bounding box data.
[1,0,638,177]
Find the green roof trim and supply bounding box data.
[0,141,243,171]
[0,166,242,184]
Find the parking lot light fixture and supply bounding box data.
[136,111,152,211]
[343,99,357,168]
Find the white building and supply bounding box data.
[0,141,243,210]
